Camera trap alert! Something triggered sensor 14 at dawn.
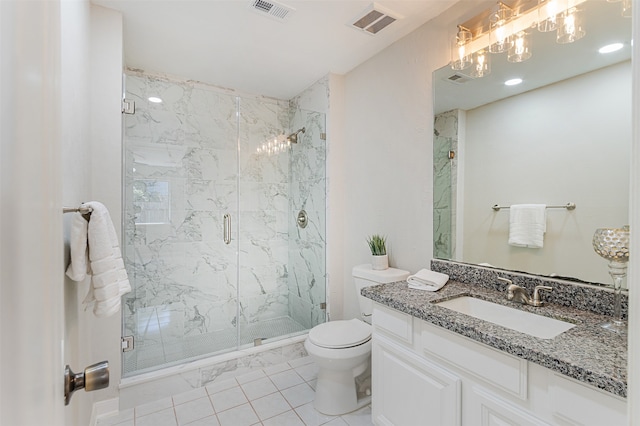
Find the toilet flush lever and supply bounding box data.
[64,361,109,405]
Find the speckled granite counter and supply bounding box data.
[362,273,627,398]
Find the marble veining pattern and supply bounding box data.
[362,260,627,397]
[122,72,328,376]
[433,110,459,260]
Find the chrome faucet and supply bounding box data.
[498,277,553,307]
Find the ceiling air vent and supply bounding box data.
[350,3,401,35]
[446,73,474,85]
[248,0,294,21]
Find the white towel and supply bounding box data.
[508,204,547,248]
[407,269,449,292]
[66,201,131,317]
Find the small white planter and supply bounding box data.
[371,254,389,270]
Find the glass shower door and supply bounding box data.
[236,101,327,348]
[433,132,454,259]
[121,74,240,376]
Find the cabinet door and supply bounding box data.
[465,386,549,426]
[372,337,461,426]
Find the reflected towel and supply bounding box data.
[508,204,547,249]
[407,269,449,292]
[66,201,131,317]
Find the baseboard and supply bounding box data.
[90,397,119,426]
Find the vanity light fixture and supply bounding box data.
[508,31,532,62]
[489,2,513,54]
[450,25,473,71]
[504,78,523,86]
[471,48,491,78]
[622,0,632,17]
[537,0,558,32]
[449,0,596,75]
[148,96,163,103]
[599,42,624,54]
[556,7,585,44]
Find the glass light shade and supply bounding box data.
[489,6,513,53]
[556,7,585,44]
[451,27,473,70]
[508,31,532,63]
[622,0,632,17]
[538,0,558,32]
[471,49,491,78]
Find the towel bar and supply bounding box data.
[63,206,93,215]
[492,203,576,211]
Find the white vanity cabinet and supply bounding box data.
[371,302,627,426]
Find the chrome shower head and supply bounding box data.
[287,127,305,144]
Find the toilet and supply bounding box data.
[304,264,410,415]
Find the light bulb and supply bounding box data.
[538,0,558,32]
[557,8,585,44]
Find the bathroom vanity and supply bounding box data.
[363,261,627,426]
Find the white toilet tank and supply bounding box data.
[352,264,410,324]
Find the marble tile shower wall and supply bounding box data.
[433,110,459,260]
[122,73,293,359]
[287,108,327,329]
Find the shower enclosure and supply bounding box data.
[121,72,327,376]
[433,110,459,260]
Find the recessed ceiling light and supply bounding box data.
[504,78,523,86]
[599,43,624,54]
[148,96,163,103]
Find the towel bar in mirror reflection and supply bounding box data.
[492,203,576,211]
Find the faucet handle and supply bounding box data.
[497,277,513,286]
[533,285,553,306]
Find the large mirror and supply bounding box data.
[433,0,631,286]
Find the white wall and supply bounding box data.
[327,74,346,320]
[462,62,631,284]
[339,3,476,319]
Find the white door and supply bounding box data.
[0,0,66,424]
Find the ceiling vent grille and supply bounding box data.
[350,3,401,35]
[446,73,474,85]
[249,0,294,21]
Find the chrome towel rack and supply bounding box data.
[492,203,576,211]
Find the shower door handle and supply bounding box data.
[223,213,231,244]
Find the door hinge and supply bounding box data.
[320,133,326,141]
[122,99,135,115]
[121,336,134,352]
[320,302,326,310]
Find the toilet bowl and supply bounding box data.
[305,264,410,415]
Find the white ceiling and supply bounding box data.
[92,0,457,99]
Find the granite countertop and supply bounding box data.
[362,279,627,398]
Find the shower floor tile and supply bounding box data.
[98,357,373,426]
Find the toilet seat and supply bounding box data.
[308,319,372,349]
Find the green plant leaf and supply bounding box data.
[367,234,387,256]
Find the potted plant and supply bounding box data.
[367,234,388,270]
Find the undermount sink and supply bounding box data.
[435,296,576,339]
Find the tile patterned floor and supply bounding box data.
[97,356,373,426]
